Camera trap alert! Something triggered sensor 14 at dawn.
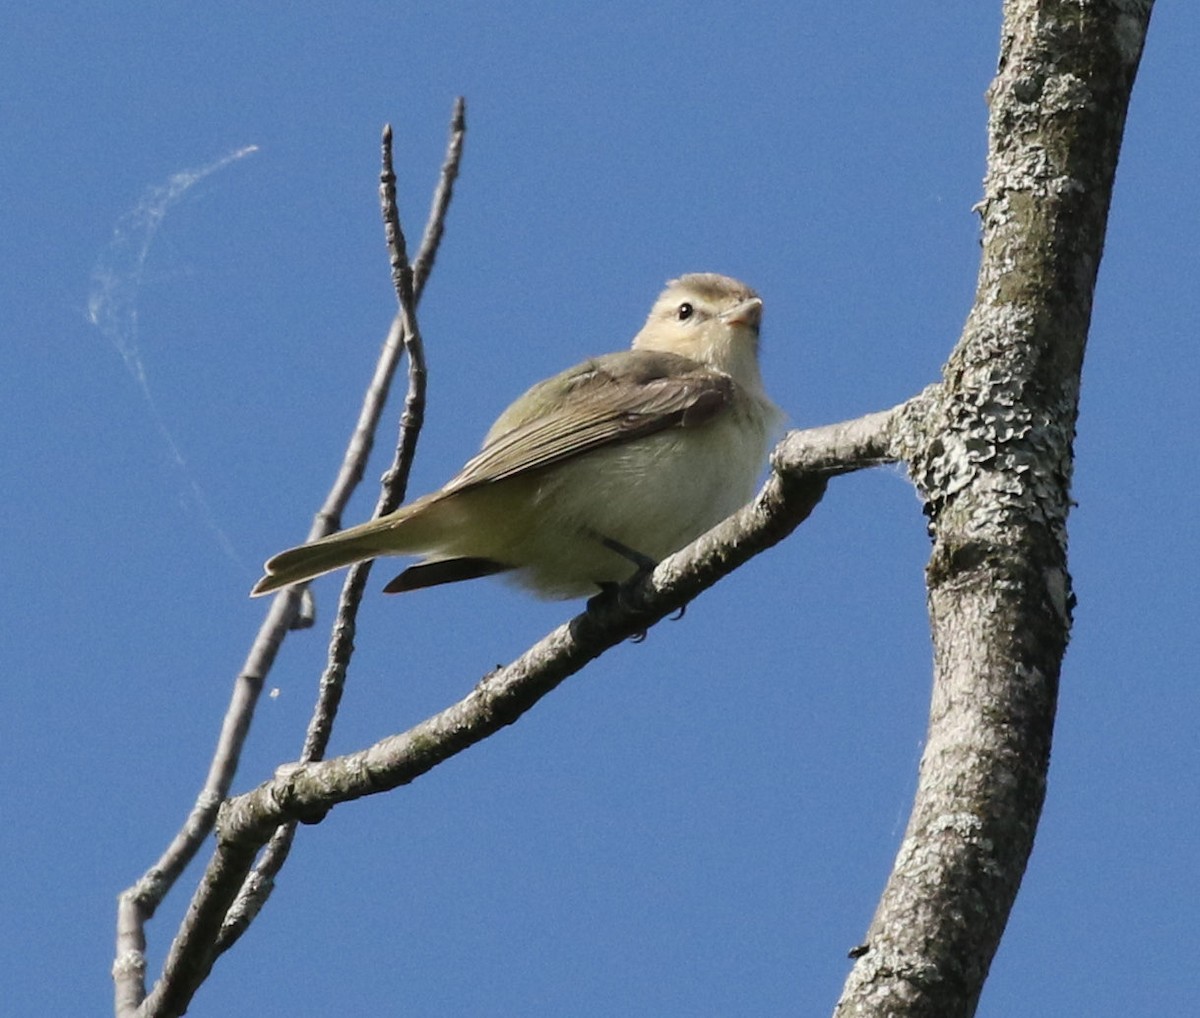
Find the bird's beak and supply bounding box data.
[721,297,763,331]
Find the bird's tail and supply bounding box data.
[250,501,433,596]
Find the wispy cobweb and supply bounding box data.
[86,145,259,569]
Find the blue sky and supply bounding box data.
[3,4,1196,1015]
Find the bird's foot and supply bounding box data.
[587,580,649,642]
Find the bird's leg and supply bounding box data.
[586,536,686,635]
[598,536,658,580]
[599,537,686,620]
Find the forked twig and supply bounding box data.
[213,109,461,953]
[114,99,466,1017]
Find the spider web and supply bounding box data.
[86,144,259,568]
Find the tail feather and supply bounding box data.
[382,556,512,594]
[251,508,427,596]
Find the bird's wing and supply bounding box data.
[442,350,734,492]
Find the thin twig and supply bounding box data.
[412,96,465,302]
[116,101,467,1016]
[212,104,464,956]
[379,122,429,515]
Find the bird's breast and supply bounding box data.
[535,399,774,563]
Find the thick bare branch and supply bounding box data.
[772,394,935,477]
[835,3,1153,1016]
[129,400,911,1017]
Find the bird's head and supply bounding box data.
[632,273,765,388]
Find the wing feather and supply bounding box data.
[443,350,734,492]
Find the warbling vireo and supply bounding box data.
[252,273,782,600]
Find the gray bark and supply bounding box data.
[834,2,1153,1015]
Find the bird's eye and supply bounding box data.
[676,302,694,321]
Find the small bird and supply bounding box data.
[252,273,782,600]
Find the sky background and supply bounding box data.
[3,4,1196,1016]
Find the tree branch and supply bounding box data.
[134,398,910,1018]
[834,3,1153,1015]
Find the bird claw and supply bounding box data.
[587,580,652,643]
